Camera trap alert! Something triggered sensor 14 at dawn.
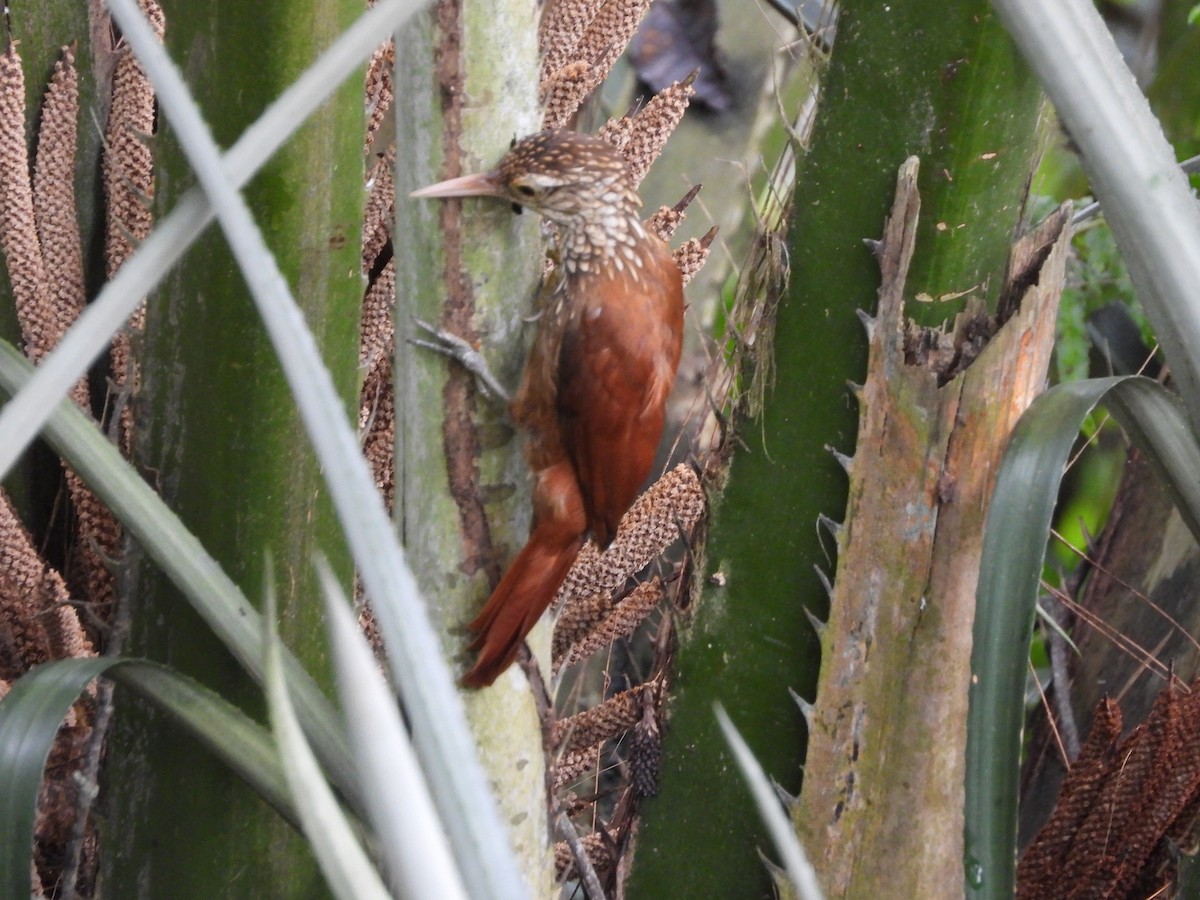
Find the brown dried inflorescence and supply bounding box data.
[33,47,86,358]
[0,494,92,679]
[0,15,165,893]
[601,73,695,189]
[554,829,616,880]
[1018,682,1200,899]
[0,45,55,361]
[364,40,394,156]
[552,683,651,754]
[556,463,705,605]
[554,578,663,674]
[539,0,653,130]
[104,0,163,457]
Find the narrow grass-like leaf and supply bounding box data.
[0,344,359,812]
[262,572,391,900]
[1034,602,1079,656]
[965,374,1200,897]
[715,704,824,900]
[1101,378,1200,541]
[0,658,293,900]
[319,560,468,900]
[103,3,525,895]
[0,0,426,482]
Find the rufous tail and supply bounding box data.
[462,522,583,688]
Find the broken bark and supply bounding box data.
[795,158,1072,897]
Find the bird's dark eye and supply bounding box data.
[514,184,536,198]
[511,203,524,215]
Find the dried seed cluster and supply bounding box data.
[1018,684,1200,899]
[0,10,162,889]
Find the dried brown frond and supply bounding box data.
[554,829,615,879]
[607,74,695,189]
[540,60,597,132]
[556,463,704,605]
[0,492,92,680]
[554,740,605,791]
[554,578,663,674]
[552,684,650,754]
[673,225,717,286]
[32,46,86,366]
[644,184,702,242]
[364,40,394,155]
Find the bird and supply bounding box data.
[411,130,685,687]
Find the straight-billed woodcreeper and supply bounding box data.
[412,131,685,687]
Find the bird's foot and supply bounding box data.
[410,318,512,402]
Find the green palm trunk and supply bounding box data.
[101,2,363,895]
[628,2,1044,896]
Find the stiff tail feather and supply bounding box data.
[462,523,583,688]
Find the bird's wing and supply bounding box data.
[557,259,683,546]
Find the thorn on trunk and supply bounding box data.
[813,564,833,598]
[803,604,827,637]
[827,444,853,473]
[789,686,814,730]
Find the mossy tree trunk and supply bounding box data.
[392,0,554,892]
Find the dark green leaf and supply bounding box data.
[965,375,1200,897]
[0,658,294,900]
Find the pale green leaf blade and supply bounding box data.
[715,704,824,900]
[319,560,468,900]
[262,575,391,900]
